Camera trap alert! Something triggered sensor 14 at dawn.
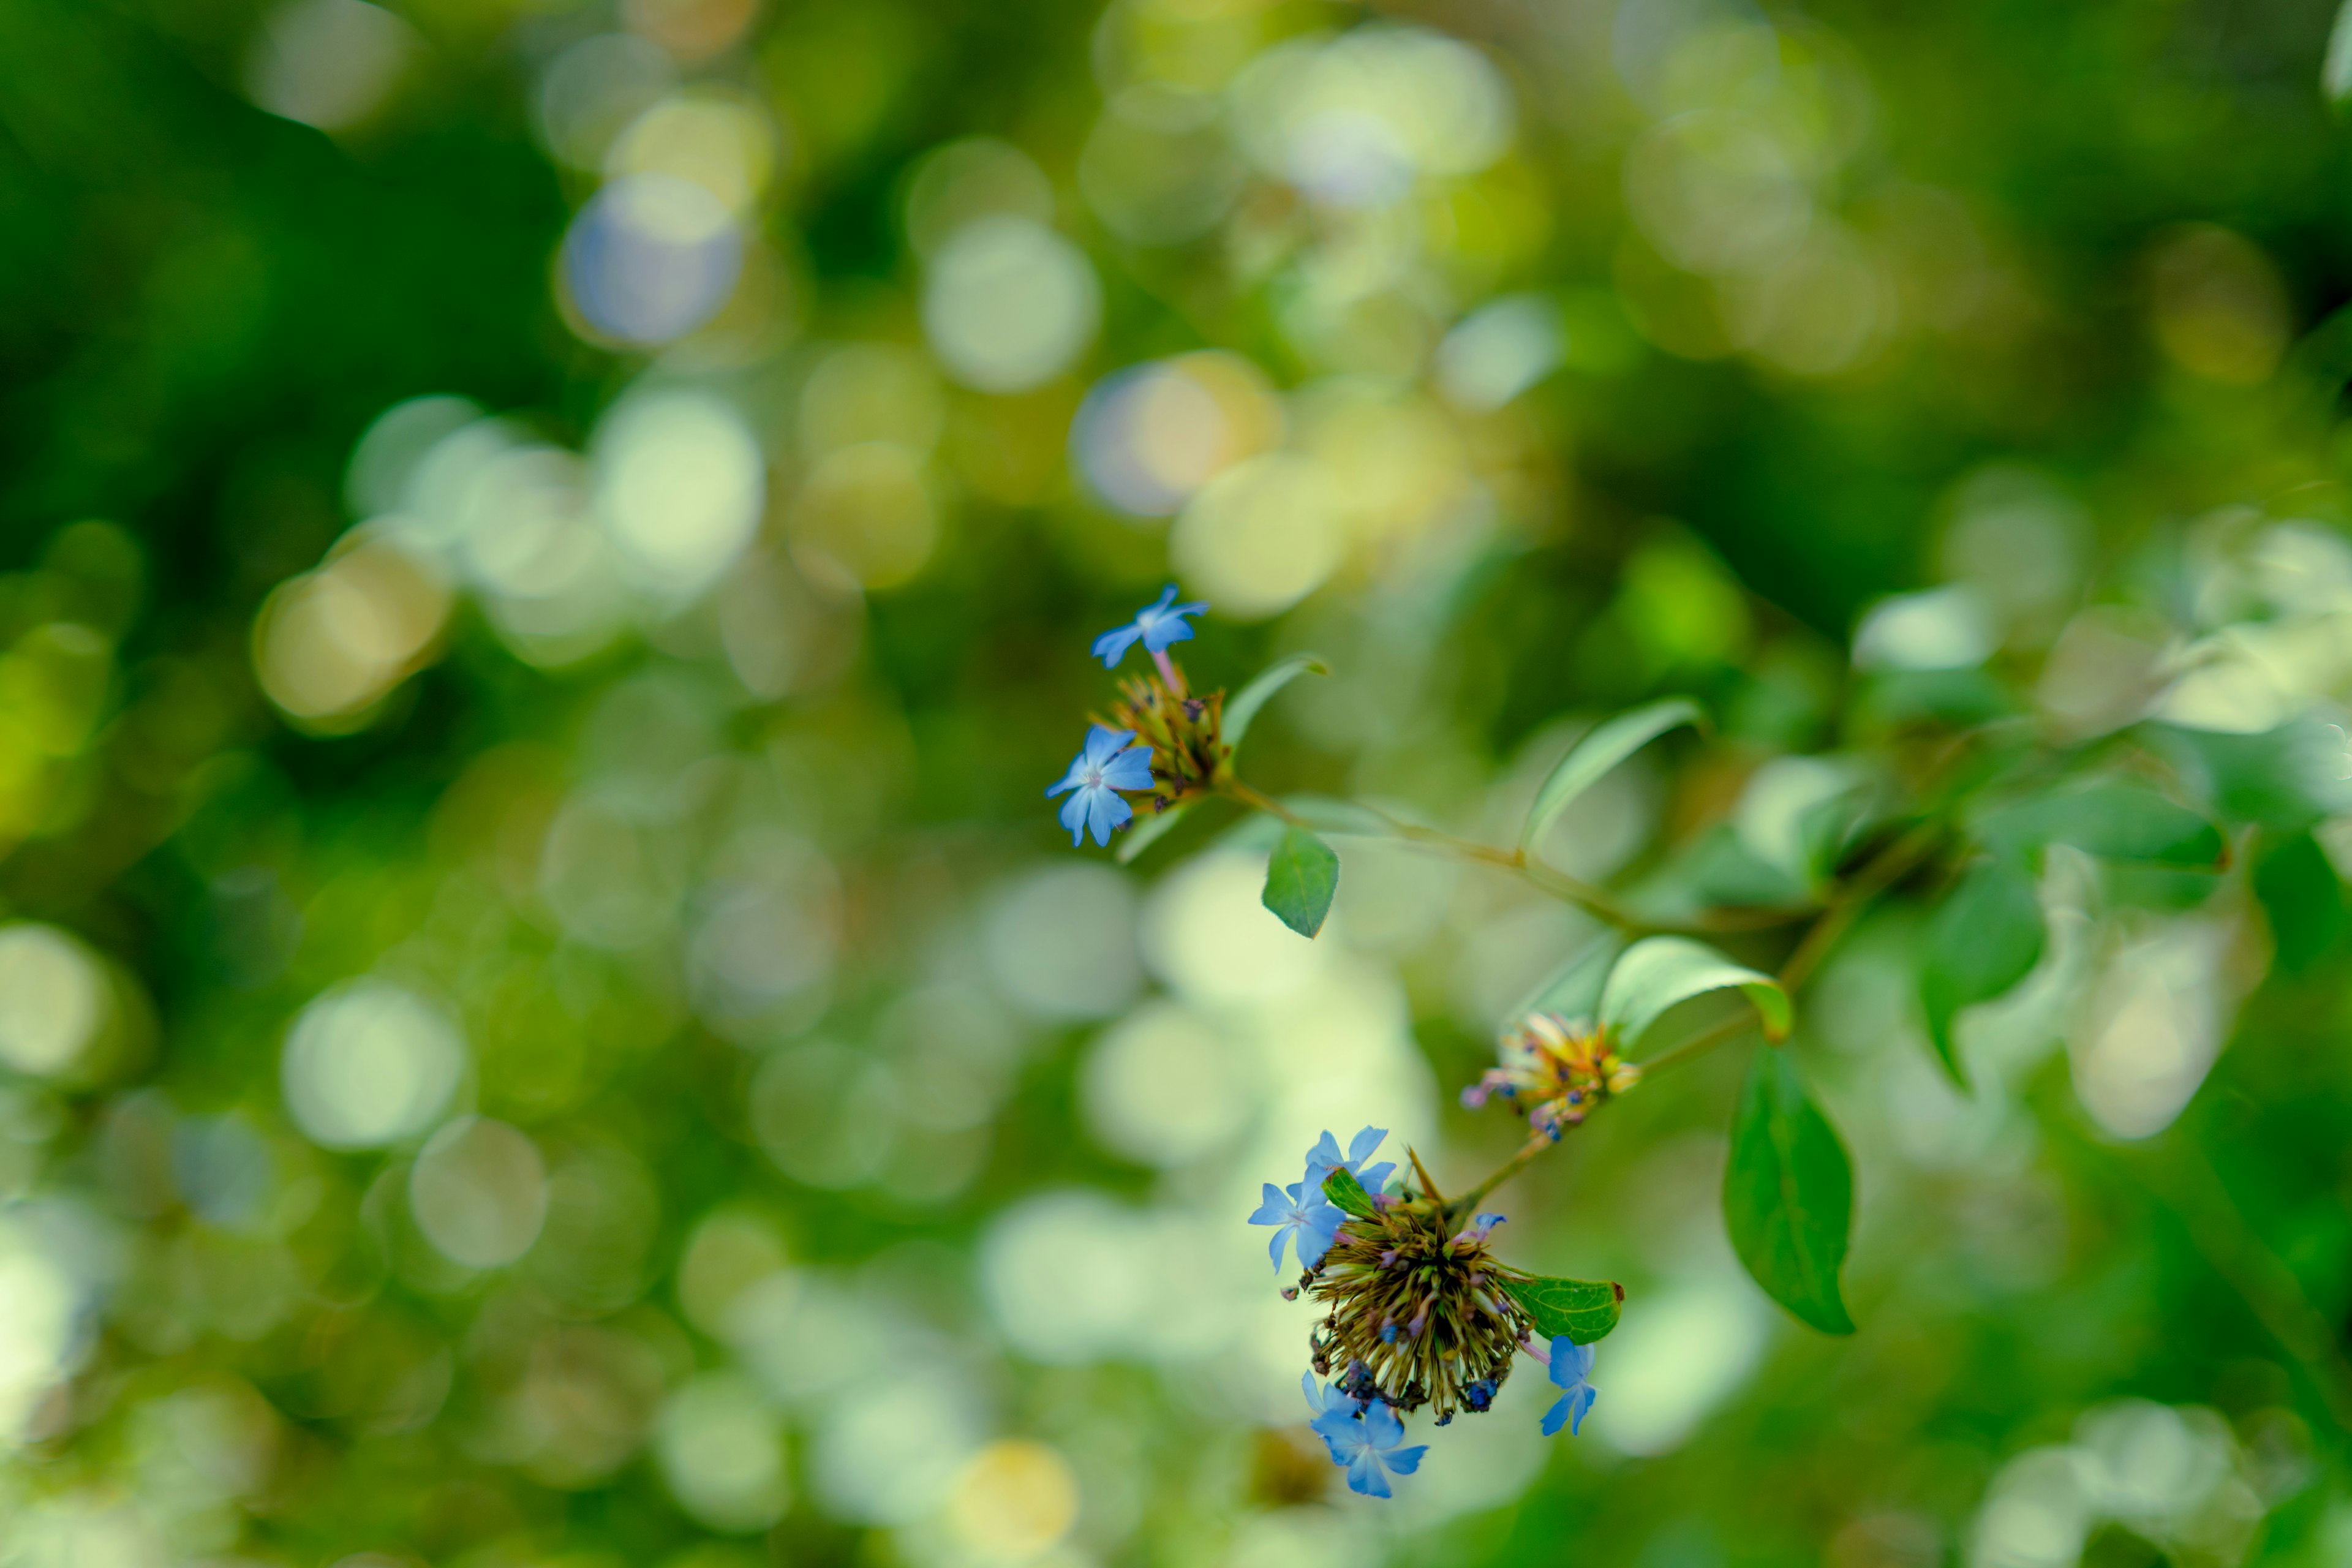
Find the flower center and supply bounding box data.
[1080,764,1105,788]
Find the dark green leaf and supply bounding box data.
[1520,698,1707,859]
[1724,1048,1856,1335]
[1976,780,2224,869]
[1919,858,2045,1087]
[1497,1273,1624,1344]
[2256,829,2343,971]
[1321,1167,1378,1219]
[1223,654,1327,751]
[1262,828,1339,938]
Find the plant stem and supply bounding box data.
[1445,1134,1551,1221]
[1444,818,1948,1207]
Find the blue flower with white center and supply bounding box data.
[1310,1395,1429,1499]
[1540,1336,1597,1437]
[1249,1178,1342,1272]
[1303,1126,1396,1196]
[1091,585,1208,669]
[1046,726,1155,847]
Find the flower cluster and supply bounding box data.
[1046,587,1224,846]
[1461,1012,1641,1140]
[1253,1126,1600,1498]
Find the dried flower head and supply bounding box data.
[1305,1182,1536,1425]
[1461,1012,1640,1140]
[1094,666,1226,814]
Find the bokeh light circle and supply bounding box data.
[281,979,466,1150]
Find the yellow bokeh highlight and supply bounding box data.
[943,1439,1080,1558]
[254,530,451,728]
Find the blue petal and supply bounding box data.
[1356,1161,1396,1192]
[1057,791,1089,845]
[1091,624,1146,668]
[1346,1453,1392,1498]
[1385,1444,1429,1476]
[1303,1131,1343,1177]
[1084,726,1137,764]
[1085,787,1133,846]
[1549,1336,1594,1388]
[1541,1395,1570,1437]
[1101,748,1156,791]
[1359,1402,1405,1449]
[1267,1226,1289,1269]
[1567,1384,1595,1435]
[1139,614,1199,653]
[1248,1184,1292,1225]
[1347,1126,1387,1164]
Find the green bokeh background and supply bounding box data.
[6,0,2352,1564]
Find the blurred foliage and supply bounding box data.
[7,0,2352,1565]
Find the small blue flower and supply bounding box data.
[1091,585,1208,669]
[1303,1126,1396,1196]
[1310,1396,1429,1498]
[1540,1336,1597,1437]
[1250,1179,1342,1273]
[1046,726,1155,847]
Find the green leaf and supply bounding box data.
[1115,800,1191,865]
[1262,828,1340,938]
[1224,654,1327,752]
[1724,1047,1856,1334]
[1918,858,2045,1087]
[2255,829,2343,972]
[1321,1166,1378,1219]
[1497,1273,1624,1344]
[1508,932,1626,1023]
[1519,698,1708,859]
[1976,780,2225,869]
[1597,935,1791,1050]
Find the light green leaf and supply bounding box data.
[1507,932,1626,1023]
[1224,654,1328,752]
[1262,828,1340,938]
[1519,698,1707,859]
[1115,801,1191,865]
[1919,857,2043,1087]
[1598,935,1790,1050]
[1321,1167,1378,1219]
[1975,780,2225,869]
[1724,1047,1855,1334]
[1497,1273,1624,1344]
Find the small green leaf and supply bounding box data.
[1977,780,2225,869]
[1321,1166,1378,1219]
[1724,1047,1855,1335]
[1598,935,1790,1050]
[1520,698,1707,859]
[1497,1273,1624,1344]
[1919,857,2045,1087]
[1115,801,1191,865]
[1224,654,1328,752]
[1508,932,1627,1023]
[1262,828,1340,938]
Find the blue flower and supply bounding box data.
[1540,1336,1597,1437]
[1046,726,1155,847]
[1250,1178,1342,1273]
[1303,1126,1396,1196]
[1310,1395,1429,1499]
[1091,586,1208,669]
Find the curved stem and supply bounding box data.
[1446,818,1949,1207]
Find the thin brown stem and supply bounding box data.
[1445,1134,1551,1221]
[1224,782,1303,826]
[1406,1146,1446,1205]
